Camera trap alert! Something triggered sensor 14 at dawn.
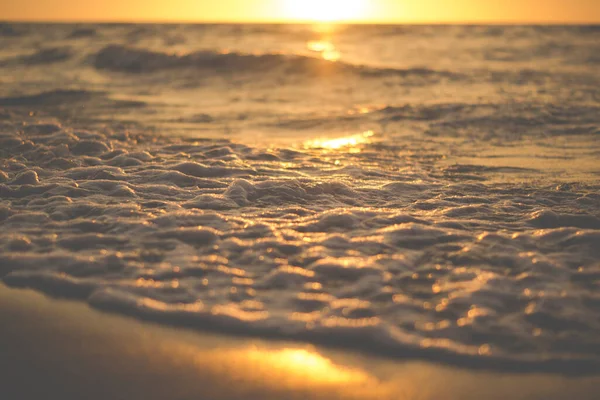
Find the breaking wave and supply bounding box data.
[1,120,599,374]
[93,44,462,81]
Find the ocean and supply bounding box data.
[0,23,599,373]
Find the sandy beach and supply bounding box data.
[1,283,599,400]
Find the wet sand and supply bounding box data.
[1,283,598,400]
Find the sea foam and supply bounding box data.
[1,119,599,374]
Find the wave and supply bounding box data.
[377,102,600,139]
[0,90,97,106]
[0,23,23,37]
[21,47,73,65]
[1,117,600,374]
[0,89,147,121]
[0,47,73,67]
[67,27,98,39]
[93,44,462,81]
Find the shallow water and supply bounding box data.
[0,23,599,374]
[4,285,600,400]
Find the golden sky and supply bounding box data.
[1,0,599,23]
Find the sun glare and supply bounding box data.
[243,348,369,384]
[283,0,367,22]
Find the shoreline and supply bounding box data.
[1,283,599,400]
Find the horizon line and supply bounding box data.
[2,19,600,26]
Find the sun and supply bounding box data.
[282,0,367,22]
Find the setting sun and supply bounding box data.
[282,0,368,22]
[1,1,599,23]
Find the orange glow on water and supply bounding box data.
[243,347,370,384]
[307,40,341,61]
[304,130,375,152]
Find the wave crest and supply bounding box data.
[93,44,461,81]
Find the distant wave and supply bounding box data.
[21,47,73,65]
[0,22,23,37]
[378,102,600,138]
[0,89,146,112]
[93,44,462,81]
[67,27,98,39]
[0,47,73,67]
[0,90,96,106]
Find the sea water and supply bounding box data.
[0,23,599,373]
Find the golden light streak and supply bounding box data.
[243,347,370,384]
[307,40,341,61]
[304,130,375,152]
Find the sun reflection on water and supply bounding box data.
[307,40,341,61]
[243,347,369,384]
[304,130,375,152]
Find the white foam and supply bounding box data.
[0,120,598,374]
